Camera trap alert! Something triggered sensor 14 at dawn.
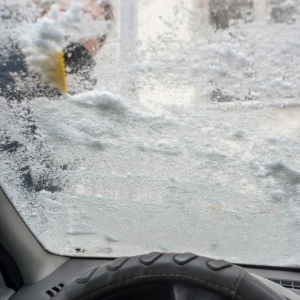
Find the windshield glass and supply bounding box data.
[0,0,300,267]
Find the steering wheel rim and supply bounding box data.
[53,252,285,300]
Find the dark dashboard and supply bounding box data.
[9,257,300,300]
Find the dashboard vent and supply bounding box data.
[44,283,65,299]
[268,279,300,290]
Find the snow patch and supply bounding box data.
[19,3,110,83]
[265,161,300,185]
[136,140,181,155]
[67,91,132,114]
[104,234,119,242]
[66,229,97,235]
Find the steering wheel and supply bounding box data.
[53,252,285,300]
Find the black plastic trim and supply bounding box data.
[52,253,288,300]
[10,257,300,300]
[238,264,300,273]
[0,185,52,255]
[0,242,23,291]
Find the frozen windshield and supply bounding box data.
[0,0,300,267]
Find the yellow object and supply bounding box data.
[47,51,67,94]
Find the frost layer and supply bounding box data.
[0,0,300,267]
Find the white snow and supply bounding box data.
[20,18,65,77]
[19,2,110,82]
[47,3,110,41]
[67,91,133,114]
[0,0,300,266]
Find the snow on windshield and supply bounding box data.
[0,0,300,266]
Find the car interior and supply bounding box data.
[1,186,300,300]
[1,0,300,299]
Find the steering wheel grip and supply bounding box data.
[53,252,285,300]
